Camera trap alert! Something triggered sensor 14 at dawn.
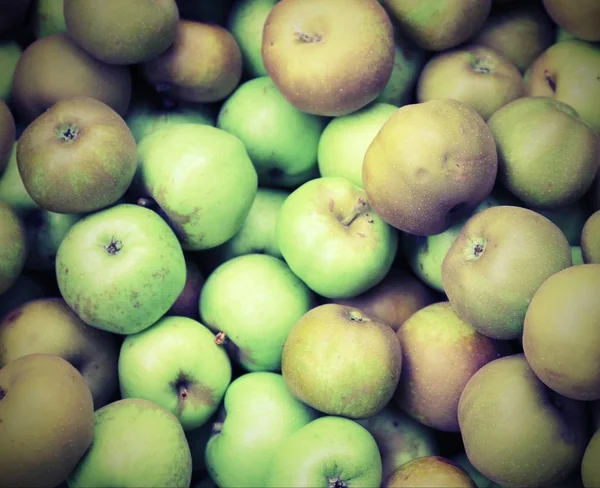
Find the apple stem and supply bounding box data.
[543,69,557,92]
[294,26,323,43]
[340,197,368,226]
[215,331,227,346]
[136,197,157,210]
[212,421,224,435]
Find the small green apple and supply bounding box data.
[67,398,193,488]
[205,372,318,487]
[217,76,327,188]
[317,102,397,188]
[55,203,186,335]
[277,176,398,299]
[118,315,232,431]
[199,253,315,371]
[264,416,383,487]
[0,40,22,101]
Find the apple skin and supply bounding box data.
[383,456,476,488]
[205,372,318,487]
[581,210,600,264]
[216,76,328,188]
[199,253,315,372]
[0,297,121,409]
[32,0,67,39]
[0,99,15,175]
[525,40,600,133]
[55,203,187,335]
[135,123,258,251]
[277,176,398,299]
[357,406,439,480]
[542,0,600,42]
[317,102,397,188]
[0,40,22,102]
[0,141,40,215]
[262,0,395,117]
[0,201,27,295]
[264,416,383,488]
[582,428,600,488]
[458,354,589,488]
[451,452,503,488]
[393,301,509,432]
[67,398,193,488]
[118,315,232,431]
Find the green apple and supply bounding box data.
[67,398,193,488]
[199,253,315,371]
[125,98,215,143]
[0,141,40,216]
[0,40,22,101]
[135,123,258,250]
[55,203,186,335]
[317,102,397,188]
[277,176,398,299]
[0,201,27,295]
[217,76,327,188]
[264,416,383,487]
[205,372,318,487]
[226,0,278,78]
[118,315,232,431]
[32,0,67,38]
[402,196,500,293]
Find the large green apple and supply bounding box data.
[277,176,398,299]
[135,123,258,250]
[205,372,318,487]
[317,102,397,188]
[199,253,315,372]
[55,203,186,335]
[67,398,193,488]
[264,416,383,487]
[119,315,232,431]
[217,76,327,188]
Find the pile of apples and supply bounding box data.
[1,0,600,487]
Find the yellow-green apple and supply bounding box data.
[393,301,509,432]
[262,0,395,116]
[382,0,492,51]
[0,99,15,175]
[135,123,258,250]
[332,267,438,332]
[363,98,498,236]
[226,0,278,78]
[205,372,318,487]
[357,406,439,480]
[318,102,397,188]
[0,40,22,101]
[581,210,600,263]
[383,456,476,488]
[11,33,132,124]
[582,428,600,488]
[32,0,67,38]
[0,141,39,215]
[525,40,600,133]
[63,0,180,65]
[487,96,600,208]
[442,205,572,339]
[458,354,589,487]
[417,44,526,121]
[140,20,242,103]
[55,203,186,335]
[276,176,398,299]
[167,256,204,319]
[0,201,27,295]
[199,254,315,372]
[0,297,120,408]
[402,196,500,293]
[67,398,192,488]
[470,1,555,73]
[264,416,383,487]
[523,264,600,400]
[542,0,600,42]
[217,76,327,188]
[0,353,94,488]
[118,315,232,430]
[281,303,401,419]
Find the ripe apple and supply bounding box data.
[216,76,328,188]
[383,456,476,488]
[0,297,121,408]
[205,372,318,487]
[55,203,186,335]
[542,0,600,42]
[199,253,315,372]
[264,416,383,487]
[135,123,258,251]
[417,44,526,121]
[0,40,21,101]
[67,398,193,488]
[317,102,397,188]
[262,0,395,116]
[0,353,94,488]
[0,201,27,295]
[363,98,498,236]
[118,315,232,431]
